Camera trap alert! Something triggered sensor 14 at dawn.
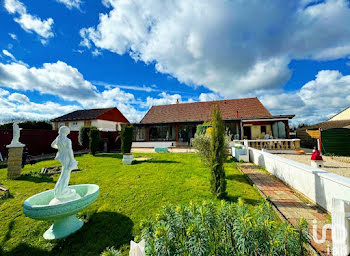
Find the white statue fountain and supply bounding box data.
[23,126,99,239]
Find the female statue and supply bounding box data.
[51,126,80,203]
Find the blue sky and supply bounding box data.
[1,0,350,124]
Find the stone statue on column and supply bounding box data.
[6,121,25,179]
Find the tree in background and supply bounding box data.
[121,125,133,154]
[209,104,227,198]
[89,127,101,155]
[0,120,52,130]
[79,126,91,148]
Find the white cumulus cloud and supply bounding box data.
[4,0,54,43]
[56,0,82,10]
[80,0,350,96]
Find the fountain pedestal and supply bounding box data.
[44,215,84,240]
[6,144,25,179]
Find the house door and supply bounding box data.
[243,126,252,140]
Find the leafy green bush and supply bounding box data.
[209,105,227,198]
[121,125,133,154]
[192,134,211,166]
[89,127,101,155]
[100,247,122,256]
[140,200,310,256]
[79,126,91,148]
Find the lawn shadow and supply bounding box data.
[2,220,15,244]
[94,153,123,159]
[51,211,134,255]
[16,174,55,183]
[2,243,49,256]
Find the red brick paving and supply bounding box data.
[238,163,332,255]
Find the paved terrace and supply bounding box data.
[238,162,332,255]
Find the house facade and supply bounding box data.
[133,97,294,146]
[51,107,129,131]
[328,106,350,121]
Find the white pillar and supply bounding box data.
[332,198,350,256]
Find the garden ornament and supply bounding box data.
[129,240,146,256]
[9,121,24,147]
[23,126,99,239]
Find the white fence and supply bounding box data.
[233,139,300,152]
[248,147,350,212]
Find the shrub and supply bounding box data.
[121,125,133,154]
[89,127,101,155]
[209,105,227,198]
[79,126,91,148]
[192,134,211,166]
[140,200,310,256]
[100,247,122,256]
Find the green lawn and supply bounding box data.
[0,153,261,256]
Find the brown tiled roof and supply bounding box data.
[140,97,273,124]
[51,108,114,122]
[302,120,350,130]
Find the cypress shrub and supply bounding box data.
[121,125,133,154]
[79,126,91,148]
[89,127,101,155]
[209,105,227,198]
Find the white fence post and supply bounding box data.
[332,198,350,256]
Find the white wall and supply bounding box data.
[92,119,120,131]
[67,121,85,131]
[248,148,350,212]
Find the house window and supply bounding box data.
[72,122,78,126]
[261,126,267,134]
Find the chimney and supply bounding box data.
[236,111,239,118]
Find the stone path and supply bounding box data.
[238,163,332,255]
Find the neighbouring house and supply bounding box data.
[328,106,350,121]
[133,97,294,146]
[51,107,129,131]
[297,106,350,151]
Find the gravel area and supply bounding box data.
[279,154,350,178]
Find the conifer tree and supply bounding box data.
[209,105,227,198]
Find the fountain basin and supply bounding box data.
[23,184,99,240]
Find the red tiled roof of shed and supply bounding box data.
[140,97,272,124]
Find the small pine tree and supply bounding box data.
[209,105,227,198]
[89,127,101,155]
[121,125,133,154]
[79,126,91,148]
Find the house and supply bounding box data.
[297,113,350,149]
[51,107,129,131]
[133,97,294,146]
[328,106,350,121]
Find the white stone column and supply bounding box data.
[332,198,350,256]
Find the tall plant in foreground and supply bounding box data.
[140,200,310,256]
[209,104,227,198]
[121,125,133,154]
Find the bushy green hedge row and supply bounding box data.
[139,200,310,256]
